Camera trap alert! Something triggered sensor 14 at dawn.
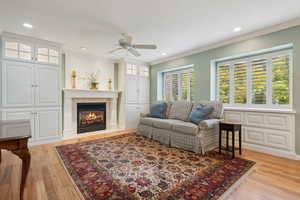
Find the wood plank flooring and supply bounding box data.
[1,130,300,200]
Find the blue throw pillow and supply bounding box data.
[189,104,214,125]
[148,103,167,119]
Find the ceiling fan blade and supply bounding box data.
[128,48,141,57]
[132,44,157,49]
[108,47,123,54]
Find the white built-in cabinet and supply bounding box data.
[118,60,150,129]
[224,108,296,159]
[0,32,62,144]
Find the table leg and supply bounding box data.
[219,128,222,154]
[239,129,242,155]
[12,148,31,200]
[226,130,229,150]
[232,129,235,159]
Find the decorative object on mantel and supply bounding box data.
[81,71,100,90]
[108,78,112,91]
[71,70,77,89]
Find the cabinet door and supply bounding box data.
[35,109,60,140]
[126,104,140,129]
[35,65,60,106]
[139,76,149,104]
[3,110,35,140]
[126,75,139,104]
[2,61,34,107]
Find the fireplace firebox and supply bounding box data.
[77,103,106,133]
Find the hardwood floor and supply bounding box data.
[1,130,300,200]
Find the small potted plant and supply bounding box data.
[82,71,100,90]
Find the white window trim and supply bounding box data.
[211,45,293,110]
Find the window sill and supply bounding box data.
[224,107,296,114]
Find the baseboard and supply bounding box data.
[29,137,63,146]
[243,143,299,160]
[62,128,125,140]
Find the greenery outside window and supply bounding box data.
[216,49,292,109]
[163,68,194,101]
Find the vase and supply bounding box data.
[90,82,98,90]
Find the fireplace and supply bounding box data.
[77,103,106,133]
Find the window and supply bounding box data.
[163,68,194,101]
[36,47,59,64]
[216,49,292,108]
[4,40,33,60]
[126,64,137,75]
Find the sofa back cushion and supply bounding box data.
[148,103,167,118]
[168,101,193,121]
[196,100,223,119]
[189,104,214,125]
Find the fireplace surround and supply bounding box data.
[77,103,106,133]
[63,89,119,139]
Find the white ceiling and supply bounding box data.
[1,0,300,63]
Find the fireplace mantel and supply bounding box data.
[63,88,120,138]
[63,89,119,99]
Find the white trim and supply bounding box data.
[224,107,296,114]
[243,143,299,160]
[212,43,293,63]
[158,64,194,73]
[150,18,300,65]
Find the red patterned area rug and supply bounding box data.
[56,133,255,200]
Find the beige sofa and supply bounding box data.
[137,101,223,154]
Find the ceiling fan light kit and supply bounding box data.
[109,33,157,57]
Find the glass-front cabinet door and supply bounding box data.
[3,39,34,61]
[36,45,59,65]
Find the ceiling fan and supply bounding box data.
[109,33,157,57]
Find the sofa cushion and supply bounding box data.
[168,101,193,121]
[140,117,161,126]
[172,121,199,136]
[148,102,167,118]
[189,104,214,125]
[152,119,179,129]
[197,100,223,119]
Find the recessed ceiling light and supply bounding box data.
[23,23,33,29]
[233,27,242,32]
[162,52,167,56]
[80,47,87,51]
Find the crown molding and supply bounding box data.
[150,17,300,66]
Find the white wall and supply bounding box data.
[64,50,114,90]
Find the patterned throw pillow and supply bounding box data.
[148,103,167,119]
[168,101,193,121]
[189,104,214,125]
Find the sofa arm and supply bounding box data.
[140,113,149,118]
[199,119,220,130]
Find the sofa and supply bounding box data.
[137,101,224,154]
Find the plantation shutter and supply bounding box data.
[190,71,194,101]
[234,62,247,104]
[164,74,172,101]
[172,73,179,100]
[251,59,268,104]
[272,55,289,105]
[217,64,230,104]
[181,72,188,100]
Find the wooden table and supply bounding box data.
[219,120,242,158]
[0,120,31,200]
